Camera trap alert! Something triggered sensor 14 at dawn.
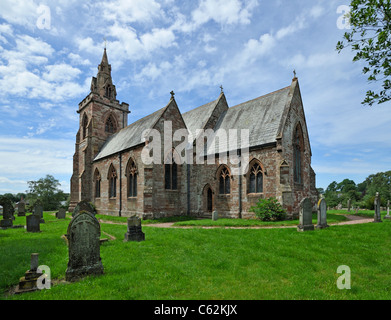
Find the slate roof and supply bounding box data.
[94,84,293,161]
[181,97,220,142]
[206,86,291,154]
[94,105,167,161]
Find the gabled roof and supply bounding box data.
[182,96,221,141]
[94,105,167,161]
[204,86,292,154]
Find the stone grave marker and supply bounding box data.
[316,198,329,229]
[65,211,104,282]
[0,196,14,228]
[124,216,145,242]
[15,253,44,294]
[374,192,382,223]
[347,199,351,212]
[34,204,45,223]
[297,198,314,232]
[72,200,96,217]
[17,198,26,217]
[212,210,218,221]
[26,214,41,233]
[56,208,66,219]
[384,200,391,220]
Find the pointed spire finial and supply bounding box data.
[170,90,175,99]
[103,37,107,50]
[220,85,224,93]
[293,69,297,81]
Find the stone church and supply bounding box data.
[69,49,318,219]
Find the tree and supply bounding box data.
[26,175,66,211]
[336,0,391,106]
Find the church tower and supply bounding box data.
[69,48,130,212]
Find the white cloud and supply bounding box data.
[0,0,39,28]
[192,0,259,27]
[43,64,81,82]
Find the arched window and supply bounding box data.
[94,169,101,198]
[249,162,263,193]
[127,159,137,197]
[293,124,303,184]
[82,114,88,139]
[165,151,178,190]
[108,165,117,198]
[105,115,116,134]
[105,85,112,98]
[219,166,230,195]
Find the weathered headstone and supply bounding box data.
[17,198,26,217]
[56,208,66,219]
[297,198,314,232]
[15,253,43,294]
[384,200,391,220]
[347,199,351,212]
[212,210,218,221]
[26,215,41,233]
[0,196,14,228]
[33,205,45,223]
[374,192,382,223]
[355,206,360,214]
[316,198,329,229]
[65,211,104,282]
[72,200,96,217]
[337,203,343,210]
[124,217,145,242]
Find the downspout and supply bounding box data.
[119,152,122,217]
[238,149,242,219]
[186,147,191,216]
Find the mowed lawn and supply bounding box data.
[1,212,391,300]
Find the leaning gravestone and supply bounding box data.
[297,198,314,232]
[72,200,96,217]
[26,215,41,233]
[124,217,145,242]
[65,211,104,282]
[56,208,66,219]
[0,196,14,228]
[17,199,26,217]
[374,192,382,223]
[384,200,391,220]
[316,198,329,229]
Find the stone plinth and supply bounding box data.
[124,217,145,242]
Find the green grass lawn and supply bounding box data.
[1,211,391,300]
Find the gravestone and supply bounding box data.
[56,208,66,219]
[316,198,329,229]
[26,215,41,233]
[33,205,45,223]
[347,199,351,212]
[17,198,26,217]
[337,203,342,210]
[65,211,104,282]
[355,207,360,214]
[384,200,391,220]
[212,210,218,221]
[15,253,43,294]
[374,192,382,223]
[72,200,96,217]
[297,198,314,232]
[124,217,145,242]
[0,196,14,228]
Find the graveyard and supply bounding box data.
[1,205,391,300]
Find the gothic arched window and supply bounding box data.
[108,165,117,198]
[219,166,231,195]
[105,115,116,134]
[94,169,101,198]
[105,85,112,98]
[293,124,303,184]
[127,159,137,197]
[165,151,178,190]
[249,162,263,193]
[82,114,88,140]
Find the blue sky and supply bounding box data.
[0,0,390,194]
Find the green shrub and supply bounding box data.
[250,197,287,221]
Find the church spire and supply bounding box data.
[90,48,117,100]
